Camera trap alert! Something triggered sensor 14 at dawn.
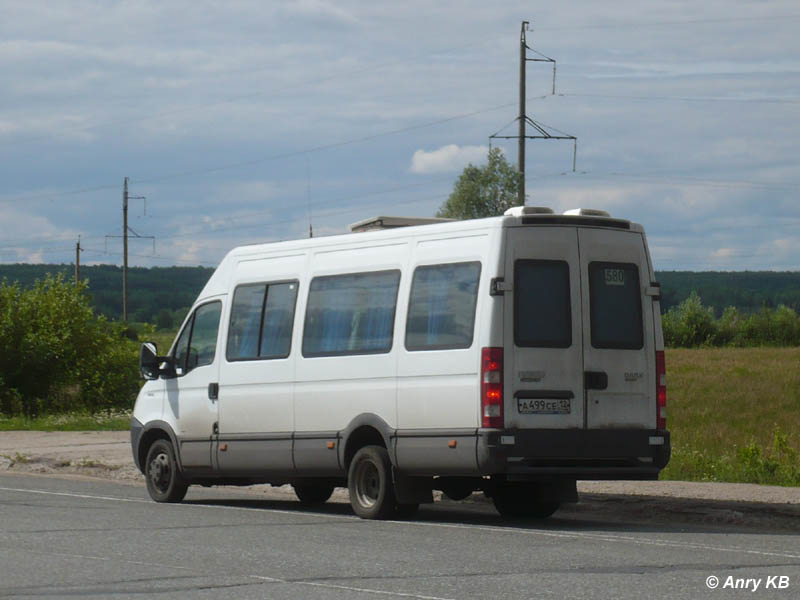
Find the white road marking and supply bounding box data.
[2,484,800,566]
[0,485,455,600]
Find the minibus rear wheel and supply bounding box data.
[145,439,188,503]
[348,445,397,519]
[293,482,335,505]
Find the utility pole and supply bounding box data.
[518,20,528,205]
[105,180,152,322]
[117,177,146,322]
[489,20,575,204]
[75,236,82,284]
[123,178,128,321]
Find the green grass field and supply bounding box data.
[661,347,800,486]
[2,346,798,485]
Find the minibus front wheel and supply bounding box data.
[144,439,188,503]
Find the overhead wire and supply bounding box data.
[4,35,508,150]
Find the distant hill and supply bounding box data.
[0,264,214,328]
[658,271,800,315]
[1,264,798,325]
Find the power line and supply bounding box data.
[0,99,522,205]
[4,36,507,150]
[542,14,800,31]
[559,92,800,105]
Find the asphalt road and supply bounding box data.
[1,473,798,600]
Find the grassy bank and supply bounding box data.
[0,410,131,432]
[661,347,800,486]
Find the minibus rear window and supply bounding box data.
[302,270,400,357]
[589,262,643,349]
[514,260,571,348]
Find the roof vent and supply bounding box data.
[563,208,611,217]
[504,206,555,217]
[349,215,453,233]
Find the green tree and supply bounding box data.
[0,274,141,416]
[436,147,521,219]
[155,308,174,330]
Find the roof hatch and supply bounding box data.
[504,206,555,217]
[563,208,611,217]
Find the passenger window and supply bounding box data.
[405,262,481,351]
[173,301,222,375]
[226,281,298,361]
[260,282,298,359]
[302,270,400,357]
[514,260,571,348]
[227,284,264,360]
[589,262,643,349]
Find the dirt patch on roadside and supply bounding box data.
[0,431,142,482]
[2,431,799,530]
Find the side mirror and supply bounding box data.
[139,342,160,380]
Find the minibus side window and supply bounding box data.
[589,262,643,349]
[227,281,298,361]
[302,270,400,357]
[405,262,481,351]
[514,260,571,348]
[260,282,298,358]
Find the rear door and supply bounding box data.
[578,228,655,429]
[504,227,584,429]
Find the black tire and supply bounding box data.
[347,445,397,519]
[492,485,559,519]
[293,482,335,505]
[144,439,188,503]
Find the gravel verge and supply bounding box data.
[2,431,798,531]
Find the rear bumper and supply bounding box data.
[477,428,670,480]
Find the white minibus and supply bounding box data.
[133,206,670,519]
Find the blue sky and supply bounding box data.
[1,0,798,270]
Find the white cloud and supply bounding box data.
[410,144,488,174]
[282,0,360,25]
[711,247,735,259]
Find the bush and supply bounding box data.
[663,292,800,347]
[0,274,141,417]
[663,292,716,347]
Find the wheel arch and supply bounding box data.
[136,421,182,474]
[340,413,395,471]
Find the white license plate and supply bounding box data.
[518,398,571,414]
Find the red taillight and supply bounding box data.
[656,350,667,430]
[481,347,504,428]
